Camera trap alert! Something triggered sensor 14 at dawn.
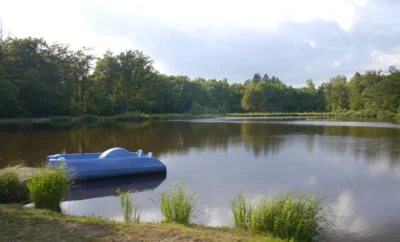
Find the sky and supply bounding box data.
[1,0,400,86]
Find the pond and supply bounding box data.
[1,117,400,241]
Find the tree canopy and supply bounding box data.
[0,33,399,118]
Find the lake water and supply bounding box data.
[1,117,400,241]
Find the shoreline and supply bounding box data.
[1,112,397,124]
[0,204,284,242]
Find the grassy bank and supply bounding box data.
[228,110,399,119]
[0,113,220,124]
[0,204,284,242]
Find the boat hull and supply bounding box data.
[45,148,167,180]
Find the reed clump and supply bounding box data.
[250,192,331,242]
[0,166,24,203]
[117,189,141,223]
[157,180,198,225]
[27,165,72,211]
[230,190,253,229]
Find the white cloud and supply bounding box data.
[334,59,343,67]
[331,190,370,234]
[303,40,317,48]
[370,49,400,69]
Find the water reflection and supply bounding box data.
[2,119,400,241]
[66,173,166,201]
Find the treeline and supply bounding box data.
[0,34,400,118]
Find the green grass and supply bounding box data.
[27,165,72,211]
[397,112,400,120]
[228,112,336,117]
[250,192,331,242]
[157,180,198,225]
[0,204,285,242]
[230,190,253,229]
[0,166,24,203]
[50,116,73,123]
[117,189,141,223]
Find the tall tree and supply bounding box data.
[252,73,262,83]
[241,84,266,112]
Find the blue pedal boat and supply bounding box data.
[45,147,166,180]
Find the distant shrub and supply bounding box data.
[80,114,99,123]
[114,112,148,122]
[189,102,208,115]
[50,116,72,123]
[377,110,395,119]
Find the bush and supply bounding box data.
[0,167,24,203]
[114,112,148,122]
[117,189,141,223]
[230,190,252,229]
[157,180,198,225]
[50,116,72,123]
[189,102,208,115]
[27,165,72,211]
[80,114,99,123]
[251,192,331,242]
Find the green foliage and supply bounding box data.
[0,80,21,117]
[27,165,72,211]
[80,114,99,123]
[113,112,148,122]
[157,180,198,225]
[241,84,266,112]
[117,189,141,223]
[0,34,399,118]
[230,190,253,229]
[50,116,72,123]
[0,167,24,203]
[251,192,331,242]
[189,101,208,115]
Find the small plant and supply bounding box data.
[117,189,141,223]
[27,165,72,211]
[0,167,24,203]
[157,179,198,225]
[230,190,252,229]
[251,192,331,242]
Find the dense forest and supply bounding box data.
[0,33,400,118]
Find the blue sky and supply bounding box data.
[1,0,400,86]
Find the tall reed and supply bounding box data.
[251,192,331,242]
[157,180,198,225]
[0,167,24,203]
[27,165,72,211]
[230,190,253,229]
[117,189,141,223]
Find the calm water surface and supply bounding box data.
[1,118,400,241]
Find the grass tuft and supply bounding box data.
[156,179,198,225]
[250,192,332,242]
[27,165,72,211]
[0,166,24,203]
[230,190,253,229]
[117,189,141,223]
